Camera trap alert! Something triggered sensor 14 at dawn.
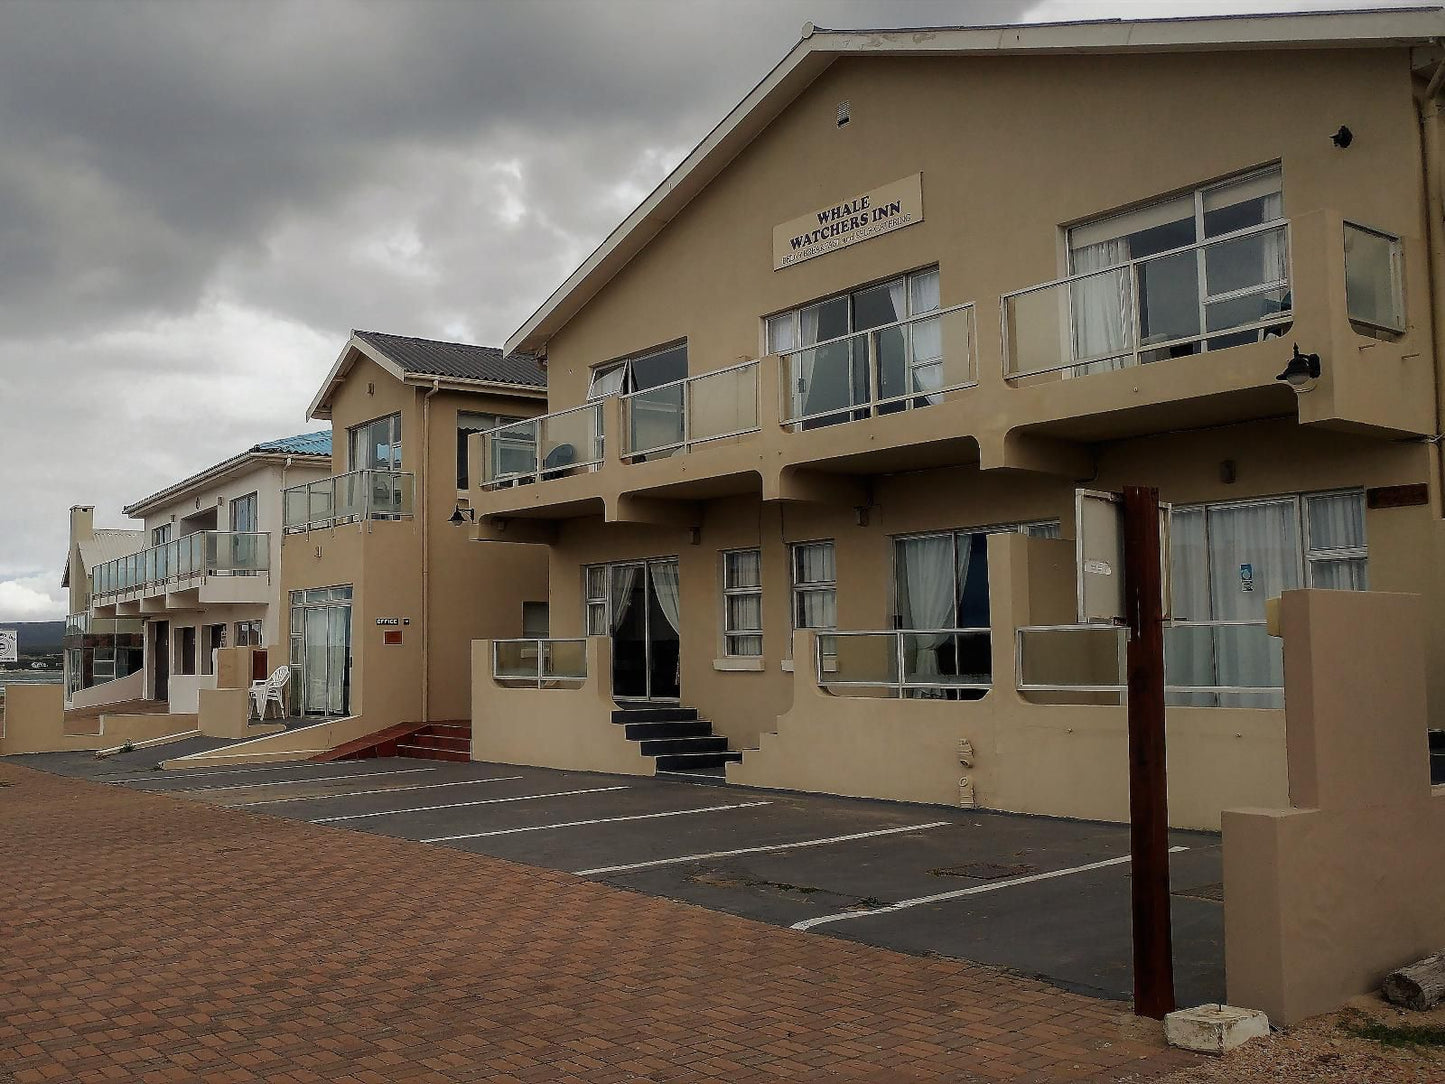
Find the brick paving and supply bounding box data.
[0,763,1200,1082]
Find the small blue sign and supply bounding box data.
[1240,563,1255,593]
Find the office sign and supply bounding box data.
[773,173,923,270]
[0,629,17,665]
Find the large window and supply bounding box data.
[229,492,258,533]
[348,412,402,471]
[790,541,836,654]
[587,342,688,400]
[152,523,172,547]
[457,411,521,489]
[1168,489,1366,707]
[721,549,763,657]
[1066,167,1289,372]
[767,266,944,426]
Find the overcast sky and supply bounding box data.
[0,0,1403,621]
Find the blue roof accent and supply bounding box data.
[251,430,332,457]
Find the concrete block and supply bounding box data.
[1164,1003,1270,1055]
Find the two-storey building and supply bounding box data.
[465,9,1445,828]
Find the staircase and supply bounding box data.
[613,706,740,781]
[317,720,471,763]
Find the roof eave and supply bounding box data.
[121,450,329,518]
[506,6,1445,355]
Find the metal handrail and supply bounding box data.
[818,627,992,692]
[491,638,588,688]
[90,531,271,601]
[620,360,761,459]
[1002,219,1292,381]
[281,469,414,532]
[779,302,977,428]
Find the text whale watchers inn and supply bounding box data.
[773,174,924,269]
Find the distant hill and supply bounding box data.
[5,621,65,655]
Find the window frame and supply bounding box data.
[761,264,942,358]
[720,548,763,658]
[457,410,522,490]
[1342,221,1406,335]
[347,412,403,472]
[228,492,259,533]
[151,523,172,547]
[789,540,837,659]
[586,340,689,401]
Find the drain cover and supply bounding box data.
[929,861,1037,880]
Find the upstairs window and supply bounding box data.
[229,492,258,533]
[151,523,172,547]
[1066,167,1289,372]
[586,342,688,400]
[1343,222,1405,334]
[349,412,402,472]
[457,411,521,489]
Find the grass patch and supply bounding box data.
[1342,1015,1445,1050]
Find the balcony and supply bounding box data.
[477,403,604,488]
[89,531,271,610]
[282,469,414,533]
[622,361,760,461]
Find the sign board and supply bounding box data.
[773,173,923,270]
[382,630,403,646]
[1075,489,1172,623]
[0,629,17,664]
[375,617,401,627]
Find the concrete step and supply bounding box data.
[638,735,729,756]
[395,743,470,763]
[408,733,471,752]
[656,766,730,786]
[612,706,698,724]
[653,750,743,772]
[623,720,713,741]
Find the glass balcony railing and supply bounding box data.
[477,403,604,488]
[780,303,976,431]
[621,361,760,461]
[89,531,270,601]
[282,469,414,532]
[819,628,992,697]
[492,638,588,688]
[1002,221,1292,382]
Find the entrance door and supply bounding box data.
[151,620,170,702]
[598,558,681,701]
[290,587,353,716]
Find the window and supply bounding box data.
[522,601,550,638]
[587,342,688,400]
[1066,167,1289,371]
[176,626,197,676]
[229,492,258,533]
[893,530,994,698]
[585,566,609,636]
[790,541,836,654]
[234,620,264,647]
[348,412,402,471]
[722,549,763,657]
[457,411,521,489]
[1344,222,1405,334]
[152,523,172,547]
[1304,491,1368,589]
[767,266,943,426]
[201,624,226,675]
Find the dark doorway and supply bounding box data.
[151,620,170,702]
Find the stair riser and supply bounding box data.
[624,721,712,741]
[408,736,471,751]
[639,737,729,756]
[612,707,698,724]
[654,752,743,771]
[396,745,470,763]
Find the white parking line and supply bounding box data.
[574,821,952,876]
[114,762,395,783]
[791,846,1191,931]
[422,800,773,843]
[233,776,525,807]
[160,767,439,793]
[310,785,630,823]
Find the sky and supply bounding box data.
[0,0,1408,621]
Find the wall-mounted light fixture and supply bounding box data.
[1276,343,1321,393]
[447,504,476,526]
[1331,125,1354,149]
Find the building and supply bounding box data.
[464,9,1445,829]
[276,330,550,741]
[67,432,332,712]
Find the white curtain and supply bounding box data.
[793,305,821,420]
[1070,239,1133,375]
[1305,492,1367,589]
[1165,508,1214,707]
[897,536,956,682]
[609,564,640,633]
[1207,501,1296,708]
[588,365,627,401]
[649,561,681,635]
[1260,191,1287,285]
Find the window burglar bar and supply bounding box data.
[491,638,588,689]
[817,628,992,695]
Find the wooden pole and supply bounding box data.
[1123,485,1175,1019]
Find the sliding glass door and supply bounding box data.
[289,586,353,717]
[587,558,681,702]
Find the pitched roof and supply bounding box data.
[62,529,146,588]
[352,330,546,387]
[505,5,1445,354]
[252,430,332,457]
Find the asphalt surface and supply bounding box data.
[18,749,1226,1007]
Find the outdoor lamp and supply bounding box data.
[448,504,474,525]
[1276,343,1321,392]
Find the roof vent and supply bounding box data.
[837,100,851,128]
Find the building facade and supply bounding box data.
[278,331,551,737]
[465,11,1445,828]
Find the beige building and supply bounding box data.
[277,330,550,752]
[463,9,1445,829]
[65,434,332,712]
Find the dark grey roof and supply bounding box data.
[353,330,546,388]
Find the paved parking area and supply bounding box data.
[30,750,1225,1007]
[0,758,1202,1083]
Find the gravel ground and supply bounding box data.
[1157,996,1445,1083]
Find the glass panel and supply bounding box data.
[1165,623,1281,694]
[542,640,587,680]
[586,566,607,600]
[537,406,602,473]
[325,605,349,715]
[303,608,328,713]
[725,550,761,589]
[909,269,941,314]
[727,634,763,657]
[687,364,758,444]
[1204,227,1289,298]
[766,313,797,355]
[629,343,688,390]
[829,634,897,685]
[1306,492,1366,551]
[493,641,536,679]
[1309,557,1368,590]
[627,382,685,455]
[587,603,608,637]
[1017,626,1125,689]
[1136,249,1201,346]
[1344,224,1403,331]
[794,588,836,630]
[726,593,761,633]
[1202,169,1282,237]
[1205,287,1290,332]
[792,542,835,585]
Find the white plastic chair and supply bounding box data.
[250,665,291,720]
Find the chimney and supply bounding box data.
[69,505,95,546]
